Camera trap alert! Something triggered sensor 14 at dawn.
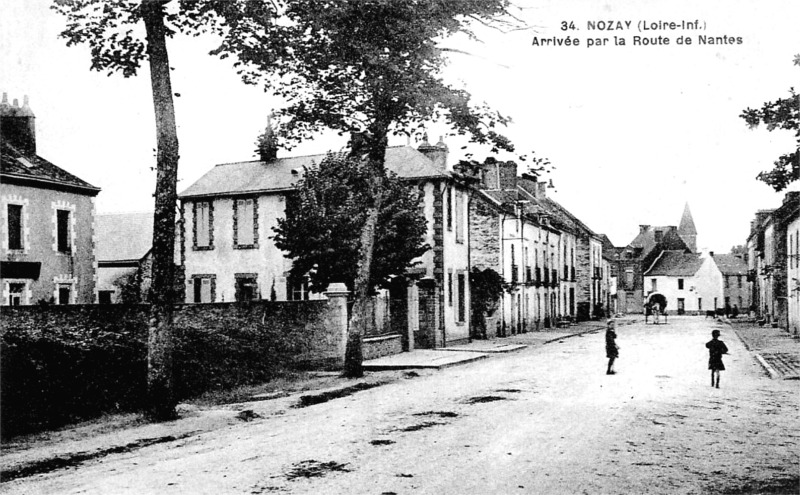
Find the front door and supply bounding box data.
[677,298,685,315]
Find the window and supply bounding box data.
[737,276,742,289]
[8,283,25,306]
[678,279,684,290]
[698,298,702,310]
[448,272,453,307]
[651,278,657,291]
[98,290,114,304]
[455,190,464,243]
[8,204,22,250]
[234,198,256,247]
[192,276,213,303]
[235,274,258,301]
[625,269,634,288]
[194,201,213,248]
[58,285,71,305]
[287,276,309,301]
[57,210,71,252]
[457,272,466,323]
[724,276,729,289]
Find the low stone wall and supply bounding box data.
[363,334,402,360]
[0,284,349,438]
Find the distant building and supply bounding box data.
[712,252,751,314]
[614,217,693,314]
[1,93,100,305]
[643,250,723,314]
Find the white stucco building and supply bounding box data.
[643,250,724,314]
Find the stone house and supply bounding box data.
[643,250,724,315]
[178,138,472,350]
[787,206,800,335]
[712,252,752,314]
[1,94,99,305]
[747,193,799,329]
[469,161,570,335]
[516,175,603,322]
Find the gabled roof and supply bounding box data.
[645,250,704,277]
[712,254,748,276]
[179,146,449,198]
[515,182,599,238]
[628,226,691,259]
[1,142,100,195]
[96,212,153,262]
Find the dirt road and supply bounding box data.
[4,317,797,494]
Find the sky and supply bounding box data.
[1,0,799,253]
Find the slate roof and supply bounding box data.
[513,181,599,237]
[1,141,100,194]
[179,146,449,198]
[96,212,153,262]
[712,254,748,276]
[645,250,704,276]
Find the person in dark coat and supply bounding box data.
[706,329,729,388]
[605,320,619,375]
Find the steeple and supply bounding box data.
[678,202,697,252]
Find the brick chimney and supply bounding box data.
[498,161,517,190]
[256,112,278,162]
[0,93,36,154]
[639,225,650,234]
[417,134,448,170]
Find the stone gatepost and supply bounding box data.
[406,279,419,351]
[325,282,350,364]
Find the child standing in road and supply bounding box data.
[706,329,729,388]
[606,320,619,375]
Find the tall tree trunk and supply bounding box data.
[342,120,389,378]
[142,0,180,420]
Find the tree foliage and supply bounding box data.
[217,0,519,157]
[273,153,429,293]
[740,54,800,192]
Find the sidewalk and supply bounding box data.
[362,318,631,371]
[727,320,800,379]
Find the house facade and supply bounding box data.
[469,162,569,335]
[469,159,608,335]
[788,211,800,334]
[747,193,799,330]
[712,253,752,313]
[1,94,100,305]
[178,140,471,348]
[643,250,724,315]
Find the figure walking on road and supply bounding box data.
[706,329,729,388]
[606,320,619,375]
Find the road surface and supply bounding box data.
[4,317,798,494]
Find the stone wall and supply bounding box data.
[363,334,403,360]
[0,287,350,437]
[469,196,501,271]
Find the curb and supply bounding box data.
[363,353,490,371]
[542,326,605,344]
[754,353,780,379]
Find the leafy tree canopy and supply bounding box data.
[273,153,429,293]
[740,54,800,192]
[216,0,520,160]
